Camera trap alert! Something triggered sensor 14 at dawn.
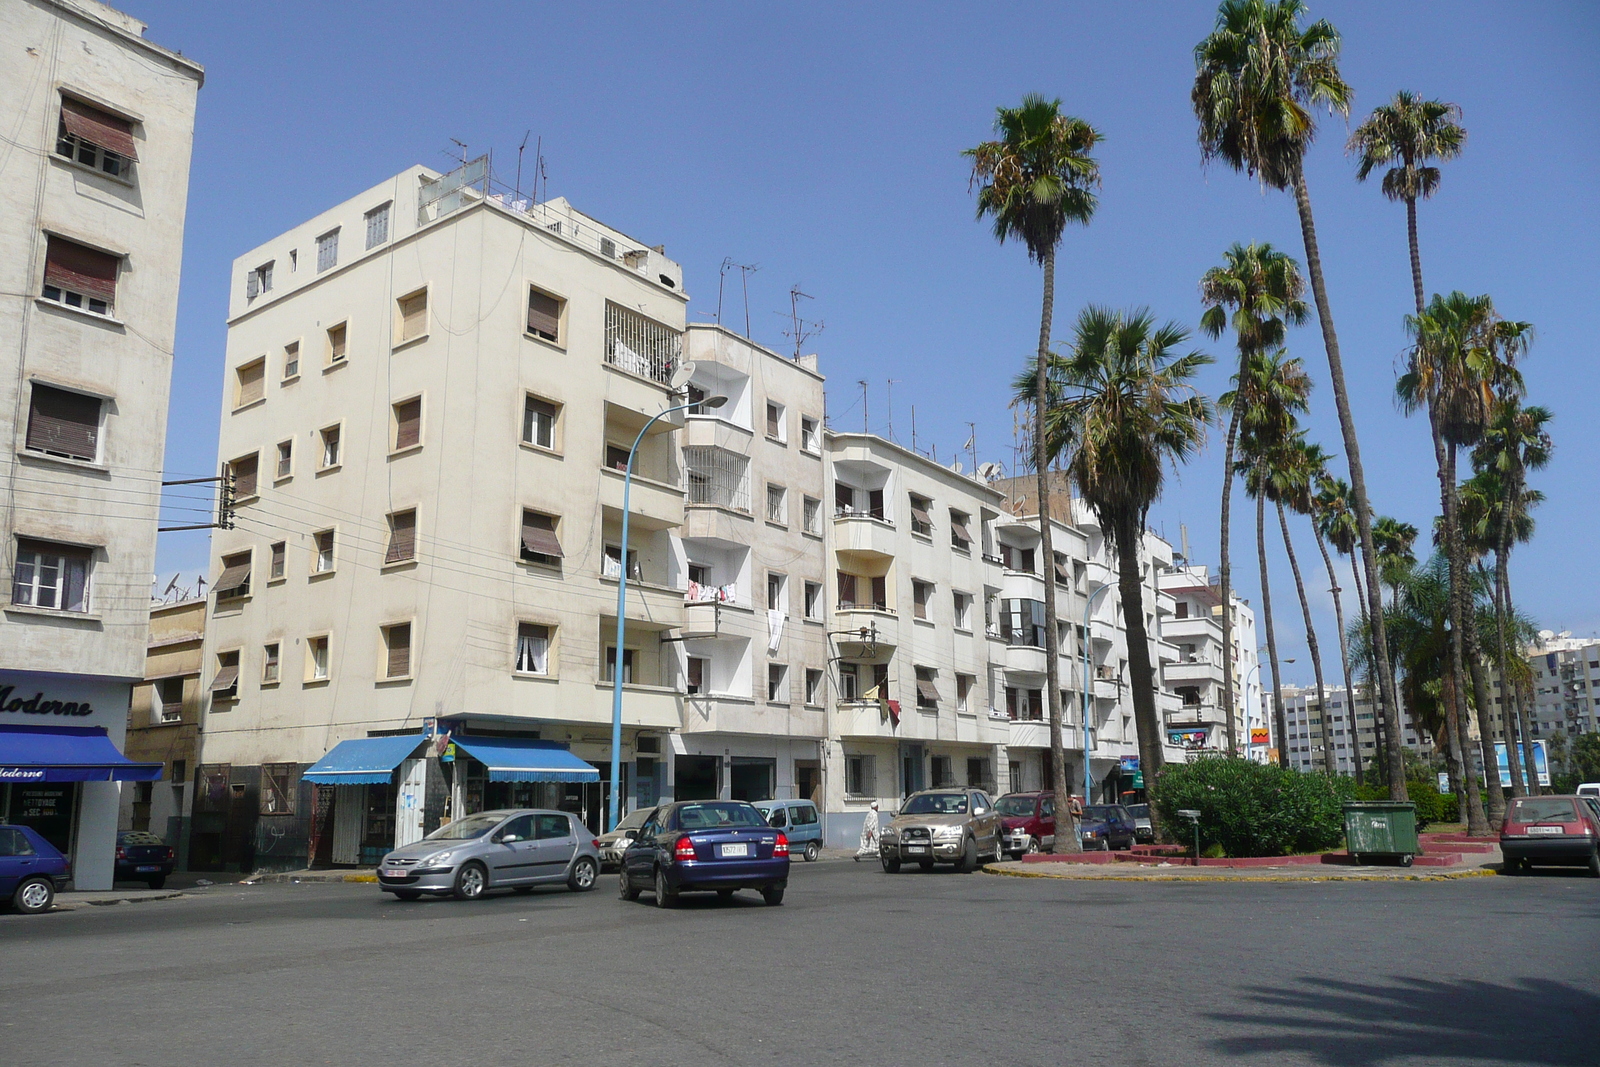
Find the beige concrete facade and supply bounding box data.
[120,597,204,852]
[0,0,201,888]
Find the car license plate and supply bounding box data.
[1527,826,1563,835]
[136,865,160,873]
[720,843,748,858]
[907,845,928,854]
[382,868,406,878]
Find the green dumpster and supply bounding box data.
[1343,801,1419,867]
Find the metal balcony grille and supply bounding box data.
[684,447,749,512]
[604,302,681,385]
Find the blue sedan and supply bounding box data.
[619,801,789,907]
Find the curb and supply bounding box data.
[980,864,1499,883]
[55,890,187,908]
[243,871,378,884]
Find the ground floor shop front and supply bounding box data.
[822,738,1004,850]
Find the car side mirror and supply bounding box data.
[623,830,637,841]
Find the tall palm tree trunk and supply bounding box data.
[1289,164,1407,799]
[1406,197,1425,314]
[1035,247,1079,853]
[1315,530,1361,784]
[1350,556,1388,783]
[1218,396,1243,755]
[1114,512,1164,787]
[1446,454,1505,826]
[1440,673,1467,823]
[1490,549,1527,798]
[1502,565,1542,795]
[1257,495,1288,769]
[1278,503,1334,776]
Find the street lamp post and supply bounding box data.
[608,394,725,833]
[1243,661,1263,760]
[1081,583,1114,805]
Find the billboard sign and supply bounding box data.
[1495,740,1550,788]
[1250,727,1271,746]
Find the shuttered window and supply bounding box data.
[385,510,416,564]
[42,236,119,314]
[398,290,427,342]
[393,398,422,450]
[527,288,563,343]
[326,323,347,364]
[766,403,781,439]
[269,541,286,580]
[26,384,101,461]
[214,551,251,600]
[915,668,939,709]
[384,623,412,678]
[520,510,563,563]
[229,454,258,499]
[235,359,265,407]
[209,652,239,698]
[365,203,390,249]
[913,580,931,620]
[59,97,137,159]
[316,229,339,272]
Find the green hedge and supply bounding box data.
[1353,779,1454,829]
[1153,756,1354,857]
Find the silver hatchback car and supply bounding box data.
[377,809,601,901]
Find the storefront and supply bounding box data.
[446,735,600,829]
[0,670,157,890]
[302,734,431,868]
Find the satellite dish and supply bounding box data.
[1558,630,1572,640]
[977,462,1004,483]
[670,360,697,391]
[951,461,964,474]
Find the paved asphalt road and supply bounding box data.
[3,861,1597,1067]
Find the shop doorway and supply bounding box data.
[729,758,775,802]
[674,755,718,800]
[794,760,820,803]
[900,745,924,797]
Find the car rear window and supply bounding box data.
[118,831,165,846]
[994,796,1037,817]
[1509,798,1578,823]
[677,803,764,829]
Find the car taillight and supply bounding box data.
[674,836,697,862]
[165,847,175,860]
[115,847,126,860]
[774,833,789,858]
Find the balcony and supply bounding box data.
[604,302,681,387]
[833,511,897,559]
[1004,644,1048,675]
[600,467,684,531]
[832,608,897,653]
[1166,702,1227,729]
[682,693,826,738]
[1008,719,1050,751]
[1163,615,1223,644]
[1164,658,1225,687]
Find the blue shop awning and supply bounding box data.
[303,734,426,785]
[0,725,162,783]
[452,736,600,783]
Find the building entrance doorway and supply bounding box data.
[794,759,820,803]
[729,758,775,802]
[674,755,718,800]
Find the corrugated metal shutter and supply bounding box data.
[386,510,416,563]
[26,384,100,460]
[386,624,411,678]
[951,521,973,545]
[331,785,363,865]
[60,97,137,159]
[527,289,561,340]
[394,399,421,449]
[208,664,239,694]
[214,560,251,598]
[44,236,119,302]
[521,511,563,558]
[231,454,258,497]
[400,291,427,340]
[916,677,940,704]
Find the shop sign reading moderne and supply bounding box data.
[0,685,97,718]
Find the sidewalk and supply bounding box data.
[54,887,190,908]
[984,838,1505,882]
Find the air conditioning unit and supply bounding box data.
[599,237,616,259]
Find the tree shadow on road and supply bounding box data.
[1205,975,1600,1066]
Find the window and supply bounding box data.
[950,510,973,551]
[319,425,341,468]
[909,495,933,537]
[967,758,989,790]
[214,550,251,600]
[605,302,682,383]
[385,510,416,564]
[931,755,954,788]
[604,646,635,684]
[1053,554,1071,587]
[1006,686,1043,721]
[289,249,297,272]
[604,544,641,581]
[383,622,412,679]
[523,396,558,449]
[800,416,819,453]
[1000,544,1035,573]
[1000,598,1047,648]
[25,383,101,462]
[397,289,427,343]
[846,754,875,796]
[806,668,824,706]
[275,440,293,480]
[912,580,932,620]
[210,650,240,700]
[157,677,184,722]
[326,322,347,365]
[313,530,335,573]
[802,496,821,536]
[956,674,974,713]
[839,663,859,701]
[307,635,330,681]
[260,764,297,815]
[365,203,391,249]
[1175,600,1189,619]
[247,262,272,300]
[269,541,286,581]
[766,401,785,441]
[836,572,888,612]
[766,483,787,525]
[804,581,822,620]
[229,453,258,499]
[55,96,136,178]
[767,572,787,613]
[953,592,973,630]
[686,655,707,695]
[283,341,300,379]
[527,287,564,343]
[605,444,631,472]
[262,643,280,684]
[316,229,339,272]
[768,663,789,702]
[915,667,939,710]
[520,511,563,565]
[516,623,550,674]
[41,235,119,316]
[393,397,422,451]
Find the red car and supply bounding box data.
[996,792,1057,858]
[1500,795,1600,877]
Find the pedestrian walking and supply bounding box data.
[853,800,880,861]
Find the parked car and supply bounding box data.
[619,800,789,907]
[995,791,1056,858]
[595,808,655,870]
[754,799,824,861]
[115,831,175,889]
[0,825,71,914]
[1078,804,1137,851]
[1500,795,1600,877]
[1577,783,1600,799]
[880,789,1004,872]
[1124,804,1155,844]
[377,809,601,901]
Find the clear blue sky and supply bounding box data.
[139,1,1599,682]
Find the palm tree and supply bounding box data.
[1270,435,1336,776]
[1372,517,1419,602]
[967,96,1102,853]
[1221,349,1311,769]
[1312,473,1364,783]
[1020,306,1212,794]
[1348,91,1466,314]
[1193,0,1407,799]
[1199,242,1309,756]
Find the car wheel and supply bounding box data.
[618,868,641,901]
[954,836,976,872]
[803,840,821,863]
[653,867,678,908]
[568,857,598,892]
[1589,850,1600,880]
[1025,838,1039,856]
[880,856,900,874]
[13,876,54,915]
[1501,857,1521,876]
[1398,853,1414,868]
[452,861,488,901]
[393,890,422,901]
[761,885,785,906]
[146,876,166,890]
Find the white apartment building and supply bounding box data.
[1527,634,1600,740]
[197,160,693,870]
[0,0,201,889]
[1157,564,1265,762]
[1276,683,1435,775]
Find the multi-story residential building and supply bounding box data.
[675,325,830,804]
[196,161,691,870]
[0,0,202,889]
[1527,634,1600,740]
[1157,564,1264,761]
[822,433,1008,845]
[120,596,205,863]
[1276,683,1435,775]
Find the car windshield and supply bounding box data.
[994,796,1038,817]
[1082,806,1119,822]
[1510,798,1577,823]
[1126,805,1150,819]
[902,793,969,815]
[424,813,505,840]
[612,809,653,832]
[677,803,765,829]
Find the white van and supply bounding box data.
[1576,783,1600,798]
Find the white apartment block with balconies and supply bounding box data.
[1276,683,1434,775]
[1527,635,1600,741]
[0,0,202,889]
[1157,564,1264,762]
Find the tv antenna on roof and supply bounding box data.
[449,138,468,165]
[782,284,823,360]
[515,131,531,199]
